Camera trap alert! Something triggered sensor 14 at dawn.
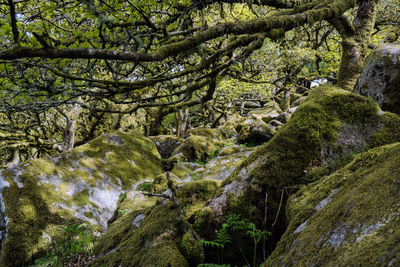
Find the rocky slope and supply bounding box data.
[89,85,400,266]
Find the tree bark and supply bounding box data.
[282,89,291,112]
[178,108,189,138]
[56,97,82,152]
[333,0,380,91]
[8,148,19,168]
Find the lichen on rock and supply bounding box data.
[0,131,162,266]
[265,143,400,266]
[205,85,400,262]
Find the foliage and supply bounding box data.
[34,223,97,267]
[137,181,153,192]
[199,214,270,267]
[208,148,222,160]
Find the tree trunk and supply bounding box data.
[282,89,291,112]
[62,99,81,151]
[178,108,189,138]
[333,0,380,91]
[55,97,82,152]
[8,148,19,168]
[148,107,166,136]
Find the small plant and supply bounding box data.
[137,181,153,192]
[208,148,221,160]
[34,223,97,266]
[200,226,231,264]
[194,160,206,165]
[199,214,271,267]
[189,171,201,181]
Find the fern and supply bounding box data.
[215,227,231,246]
[199,240,224,249]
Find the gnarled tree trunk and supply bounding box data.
[333,0,380,91]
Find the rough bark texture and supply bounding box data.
[333,0,380,91]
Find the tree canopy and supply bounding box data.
[0,0,399,163]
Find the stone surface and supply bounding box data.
[355,43,400,114]
[0,131,162,266]
[265,143,400,266]
[244,101,262,108]
[149,135,183,159]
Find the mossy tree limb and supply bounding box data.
[331,0,380,91]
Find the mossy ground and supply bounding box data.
[265,143,400,266]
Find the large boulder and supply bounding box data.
[172,144,256,182]
[247,101,282,123]
[91,180,220,267]
[205,85,400,264]
[265,142,400,266]
[0,131,162,266]
[171,135,224,162]
[237,118,276,145]
[355,43,400,114]
[187,127,225,141]
[149,135,183,159]
[91,204,191,267]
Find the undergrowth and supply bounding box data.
[34,223,97,267]
[199,214,270,267]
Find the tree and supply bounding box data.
[0,0,395,163]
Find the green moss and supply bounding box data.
[177,180,220,206]
[91,204,190,267]
[369,112,400,148]
[175,135,224,162]
[0,131,163,265]
[93,209,145,256]
[0,175,66,266]
[188,127,225,141]
[265,142,400,266]
[181,229,205,265]
[217,85,385,249]
[150,173,178,194]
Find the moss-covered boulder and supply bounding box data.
[218,113,243,136]
[247,101,282,123]
[91,204,191,267]
[206,85,400,262]
[265,143,400,266]
[171,144,255,182]
[149,135,184,159]
[188,127,225,141]
[0,131,162,266]
[171,135,224,162]
[355,43,400,115]
[91,180,220,267]
[237,118,276,145]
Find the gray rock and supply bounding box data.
[149,135,183,159]
[269,119,284,127]
[106,135,125,145]
[244,101,262,108]
[288,106,299,114]
[355,43,400,114]
[277,112,291,123]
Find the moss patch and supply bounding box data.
[91,204,189,267]
[369,112,400,148]
[0,131,162,266]
[265,143,400,266]
[207,85,398,263]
